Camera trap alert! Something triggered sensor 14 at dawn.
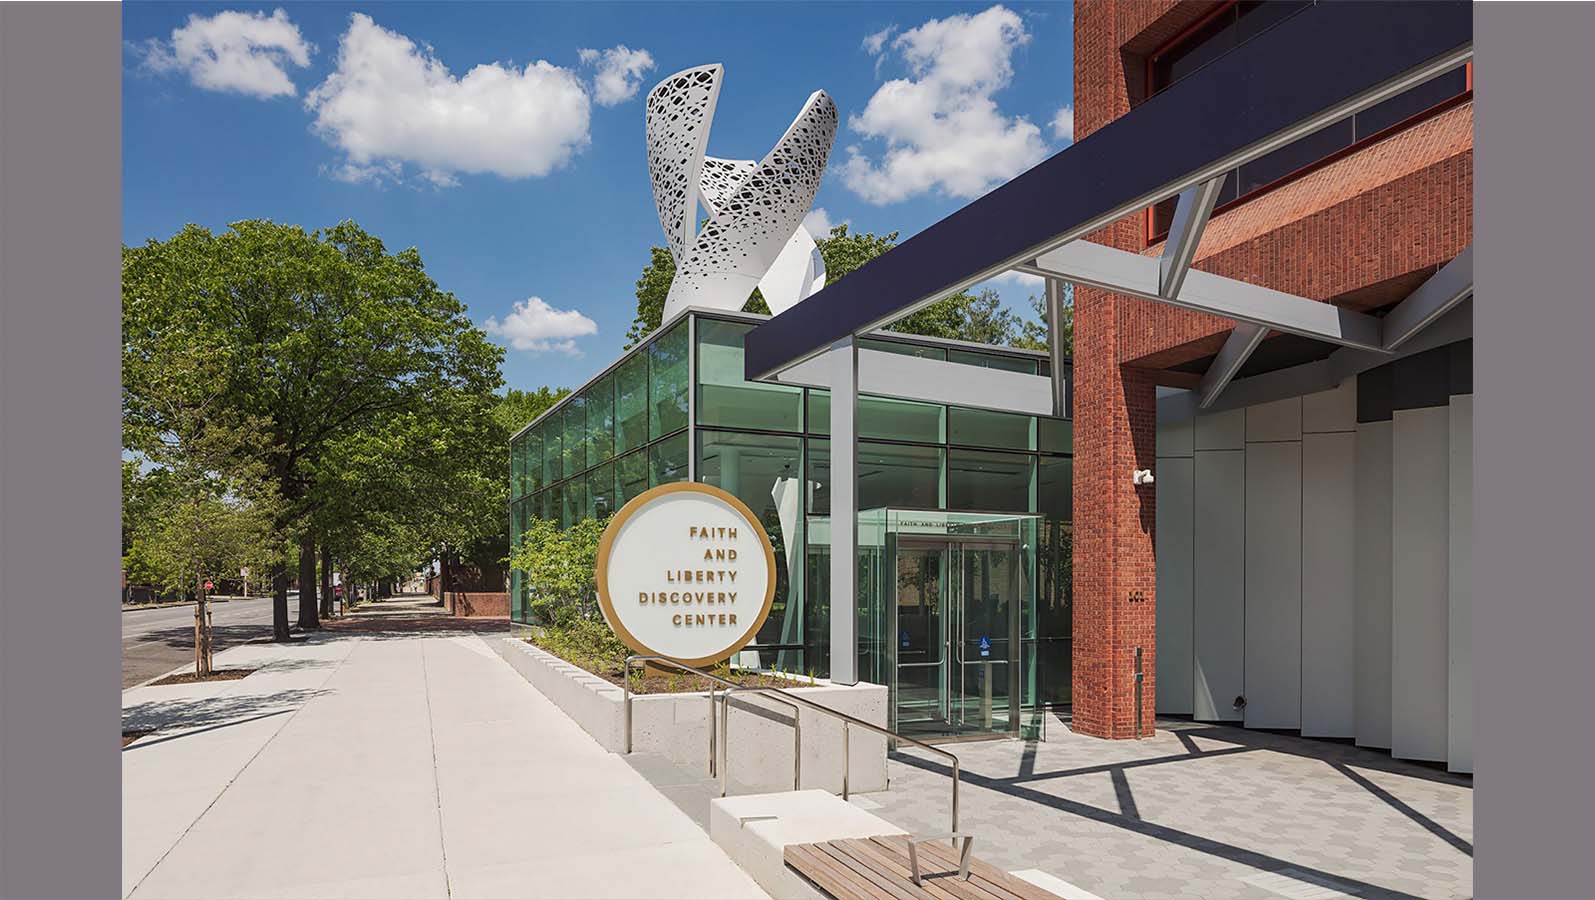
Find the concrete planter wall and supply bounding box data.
[491,637,889,793]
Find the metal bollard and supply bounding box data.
[842,721,850,800]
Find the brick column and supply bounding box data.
[1072,286,1159,739]
[1068,0,1163,741]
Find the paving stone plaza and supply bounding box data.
[866,718,1473,900]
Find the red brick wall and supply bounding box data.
[1069,0,1472,736]
[445,591,509,618]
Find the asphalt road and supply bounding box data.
[121,595,282,688]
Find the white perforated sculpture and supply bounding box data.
[645,64,837,325]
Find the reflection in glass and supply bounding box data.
[696,319,802,431]
[697,430,805,670]
[649,322,689,439]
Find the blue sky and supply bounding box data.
[123,2,1075,392]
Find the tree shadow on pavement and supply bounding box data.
[122,687,329,734]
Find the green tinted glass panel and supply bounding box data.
[562,477,589,528]
[542,421,563,483]
[1039,417,1072,454]
[860,338,946,361]
[1037,454,1071,524]
[948,449,1034,512]
[948,348,1038,374]
[563,398,587,474]
[510,439,523,500]
[587,376,614,466]
[526,432,544,494]
[696,430,803,650]
[589,462,616,520]
[806,440,944,515]
[807,390,829,435]
[616,449,649,504]
[649,321,689,439]
[615,352,649,454]
[859,396,944,443]
[696,318,802,431]
[948,406,1035,450]
[649,431,689,486]
[545,483,563,526]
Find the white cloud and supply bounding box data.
[579,45,655,107]
[839,5,1048,205]
[305,14,591,186]
[803,207,847,236]
[1050,103,1074,143]
[988,270,1043,289]
[138,8,311,99]
[862,26,897,56]
[482,297,598,355]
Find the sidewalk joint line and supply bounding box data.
[125,635,359,899]
[421,637,454,899]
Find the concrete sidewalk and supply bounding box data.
[122,618,768,899]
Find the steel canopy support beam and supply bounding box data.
[1198,323,1268,409]
[1045,278,1070,418]
[1022,240,1387,351]
[1382,244,1473,350]
[1160,177,1224,299]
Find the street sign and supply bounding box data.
[204,580,214,591]
[240,567,249,577]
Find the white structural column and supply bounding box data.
[1192,409,1245,721]
[828,336,859,684]
[1243,398,1303,730]
[1300,381,1358,738]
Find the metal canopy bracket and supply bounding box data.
[1159,176,1225,299]
[1382,244,1474,350]
[1024,241,1386,351]
[1198,323,1268,409]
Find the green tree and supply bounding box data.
[123,220,504,640]
[1011,285,1075,357]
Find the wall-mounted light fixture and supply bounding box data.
[1133,468,1155,485]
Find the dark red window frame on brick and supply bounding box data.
[1142,1,1473,246]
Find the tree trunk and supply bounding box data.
[194,571,211,677]
[438,548,452,611]
[297,535,320,630]
[272,563,291,641]
[319,545,334,619]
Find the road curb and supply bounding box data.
[122,598,236,613]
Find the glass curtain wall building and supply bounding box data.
[509,309,1074,719]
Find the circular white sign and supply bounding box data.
[596,483,776,666]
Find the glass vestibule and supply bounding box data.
[858,509,1040,741]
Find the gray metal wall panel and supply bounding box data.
[1160,417,1194,458]
[1302,380,1357,434]
[1195,407,1245,451]
[1246,396,1303,443]
[1392,405,1450,762]
[1155,455,1196,715]
[1448,394,1473,773]
[1302,431,1357,737]
[1354,420,1394,748]
[1244,440,1303,729]
[1194,449,1246,721]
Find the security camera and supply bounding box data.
[1133,468,1155,485]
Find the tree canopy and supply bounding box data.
[123,219,506,638]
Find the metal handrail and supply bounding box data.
[621,655,801,785]
[621,654,961,836]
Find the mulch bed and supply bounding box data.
[321,614,510,635]
[148,667,259,687]
[122,730,153,748]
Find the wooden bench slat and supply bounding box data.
[786,843,881,900]
[784,836,1065,900]
[909,840,1060,900]
[844,838,994,900]
[813,841,937,900]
